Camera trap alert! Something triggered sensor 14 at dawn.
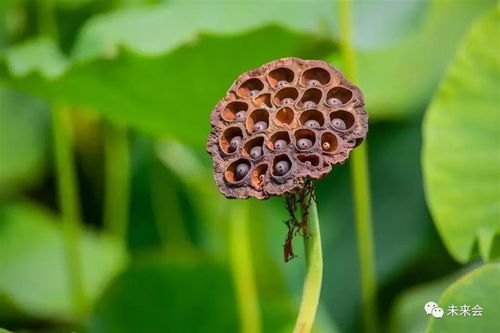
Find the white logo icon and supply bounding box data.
[424,301,444,319]
[432,307,444,318]
[424,301,438,315]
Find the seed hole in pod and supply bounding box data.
[225,159,251,183]
[246,109,270,133]
[329,110,355,131]
[272,154,292,176]
[251,163,268,189]
[294,129,316,151]
[326,86,353,105]
[267,67,295,88]
[237,78,264,97]
[275,107,294,126]
[220,127,243,154]
[299,109,325,128]
[299,88,322,108]
[297,154,320,167]
[254,93,272,108]
[222,101,249,121]
[273,87,299,106]
[301,67,331,86]
[321,132,338,153]
[267,131,291,150]
[243,136,265,160]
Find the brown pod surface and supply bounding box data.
[207,57,368,199]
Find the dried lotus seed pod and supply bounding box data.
[207,57,368,200]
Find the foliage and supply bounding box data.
[0,0,498,332]
[427,263,500,332]
[423,6,500,263]
[389,266,473,333]
[89,259,239,333]
[0,201,127,320]
[2,1,488,147]
[0,88,49,195]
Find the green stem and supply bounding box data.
[230,201,261,333]
[293,198,322,333]
[350,144,377,331]
[51,106,87,315]
[338,1,378,331]
[41,0,87,317]
[103,123,130,244]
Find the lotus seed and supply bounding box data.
[235,163,250,180]
[303,101,316,108]
[327,98,342,106]
[297,138,313,150]
[235,111,246,121]
[274,160,290,176]
[307,79,321,86]
[249,146,263,159]
[276,80,288,88]
[253,121,268,132]
[281,98,294,105]
[322,142,331,151]
[249,89,260,97]
[274,139,287,150]
[331,118,347,130]
[229,136,242,151]
[305,120,320,128]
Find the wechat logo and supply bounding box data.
[425,301,444,318]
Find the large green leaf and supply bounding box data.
[0,88,49,195]
[0,0,490,144]
[426,263,500,333]
[0,201,128,321]
[0,0,434,149]
[422,7,500,263]
[354,0,495,118]
[0,2,340,148]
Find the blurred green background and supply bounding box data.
[0,1,499,332]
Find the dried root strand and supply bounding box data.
[283,178,317,262]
